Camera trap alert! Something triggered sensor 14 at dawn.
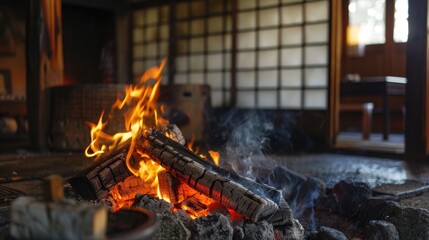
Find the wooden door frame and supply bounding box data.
[328,0,342,146]
[406,0,428,157]
[330,0,429,158]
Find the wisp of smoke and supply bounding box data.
[220,110,278,179]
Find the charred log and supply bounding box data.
[136,129,280,223]
[158,170,179,205]
[68,144,138,200]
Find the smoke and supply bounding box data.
[219,110,279,180]
[215,109,320,223]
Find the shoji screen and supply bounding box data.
[236,0,329,109]
[131,0,330,110]
[132,6,170,85]
[174,0,233,107]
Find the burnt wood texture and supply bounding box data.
[68,145,137,200]
[136,129,279,222]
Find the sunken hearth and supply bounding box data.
[2,61,429,239]
[4,126,429,239]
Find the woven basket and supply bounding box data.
[49,84,126,151]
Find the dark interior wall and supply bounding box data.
[62,4,116,85]
[0,0,27,97]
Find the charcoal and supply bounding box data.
[195,213,234,240]
[132,194,173,214]
[333,180,371,218]
[175,209,196,231]
[152,213,191,240]
[306,226,347,240]
[233,226,244,240]
[242,220,274,240]
[357,198,429,240]
[364,220,399,240]
[274,219,304,240]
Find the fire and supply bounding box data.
[85,59,168,194]
[187,135,220,166]
[208,150,220,166]
[85,59,222,216]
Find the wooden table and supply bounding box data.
[341,76,406,140]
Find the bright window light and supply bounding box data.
[394,0,408,43]
[348,0,385,45]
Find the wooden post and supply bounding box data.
[27,0,64,150]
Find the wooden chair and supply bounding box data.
[340,102,374,140]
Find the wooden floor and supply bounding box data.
[335,131,405,154]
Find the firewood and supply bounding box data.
[136,129,279,222]
[10,196,107,240]
[43,174,64,201]
[158,170,179,205]
[68,143,138,199]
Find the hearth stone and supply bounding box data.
[315,194,339,213]
[274,219,305,240]
[242,220,274,240]
[195,213,234,240]
[364,220,399,240]
[306,226,347,240]
[333,180,372,218]
[152,213,191,240]
[174,209,196,231]
[232,226,245,240]
[357,197,429,240]
[373,180,429,199]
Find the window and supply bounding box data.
[394,0,408,43]
[347,0,408,45]
[131,0,330,110]
[348,0,385,45]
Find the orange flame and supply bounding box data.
[85,59,168,186]
[208,150,220,166]
[86,59,224,217]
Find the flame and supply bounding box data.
[86,59,168,160]
[85,59,168,193]
[208,150,220,166]
[86,59,225,218]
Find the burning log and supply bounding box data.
[68,144,138,199]
[158,170,179,205]
[136,129,280,223]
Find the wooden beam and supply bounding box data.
[62,0,125,10]
[329,0,343,147]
